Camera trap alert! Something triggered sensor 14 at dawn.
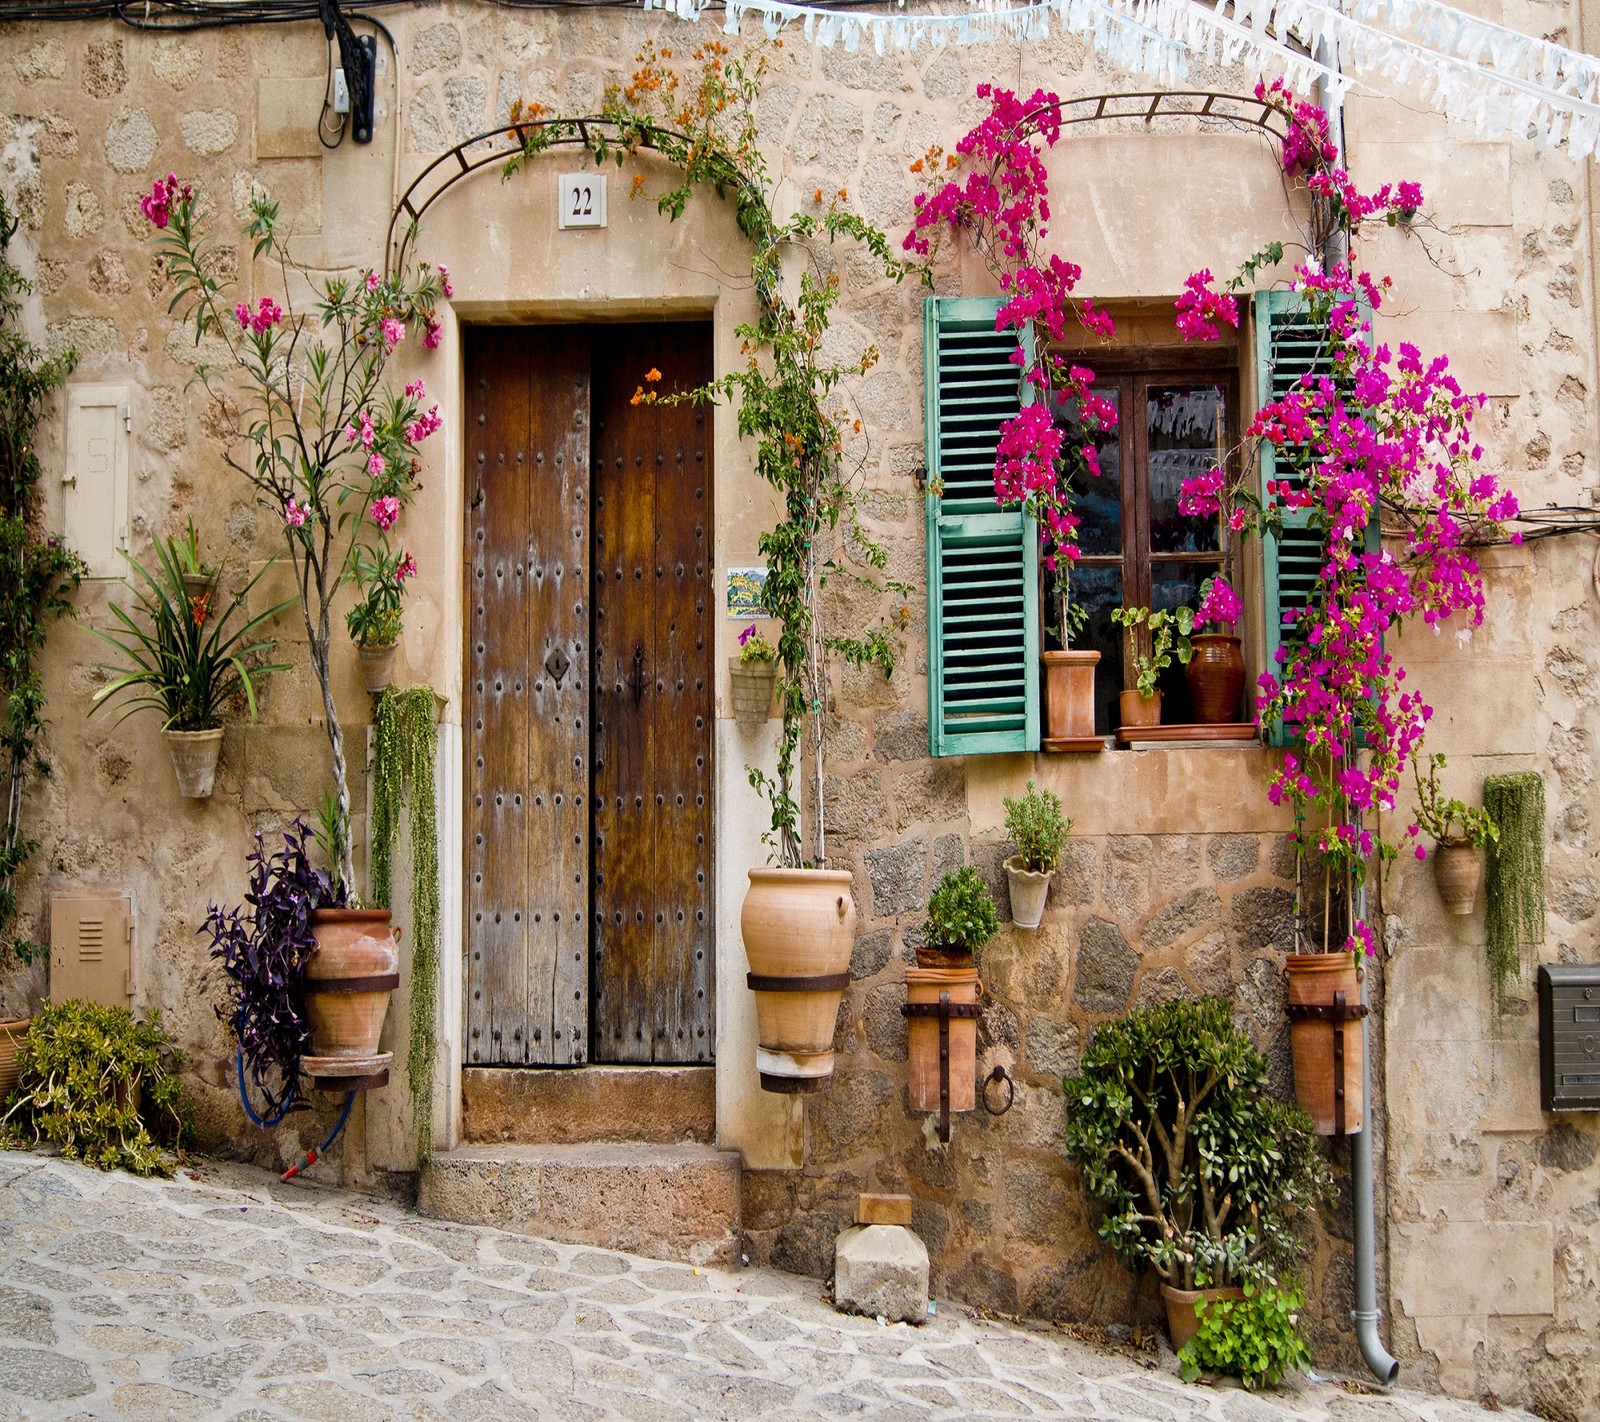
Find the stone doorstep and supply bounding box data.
[418,1141,742,1269]
[462,1065,716,1146]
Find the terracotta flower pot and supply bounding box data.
[1004,856,1052,931]
[741,867,856,1093]
[905,964,982,1113]
[303,909,399,1063]
[1184,633,1245,724]
[1118,688,1161,729]
[1161,1283,1245,1352]
[0,1017,29,1100]
[358,642,398,695]
[164,727,224,798]
[1432,840,1482,915]
[181,571,216,602]
[1285,950,1366,1135]
[728,657,777,729]
[1042,649,1099,738]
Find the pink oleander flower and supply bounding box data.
[250,297,282,333]
[405,405,442,444]
[371,495,400,531]
[365,271,380,293]
[367,451,386,479]
[438,263,454,299]
[139,172,188,229]
[235,301,252,329]
[380,318,406,355]
[283,498,309,528]
[357,411,376,449]
[343,421,359,445]
[404,379,426,400]
[422,316,442,350]
[396,551,418,582]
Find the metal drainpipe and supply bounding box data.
[1318,32,1401,1385]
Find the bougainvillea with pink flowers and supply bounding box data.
[906,84,1116,575]
[914,78,1518,956]
[1170,78,1519,952]
[142,181,448,890]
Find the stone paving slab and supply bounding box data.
[0,1148,1531,1422]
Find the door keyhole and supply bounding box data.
[632,645,645,705]
[545,645,571,689]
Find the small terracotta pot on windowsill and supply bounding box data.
[1118,689,1161,729]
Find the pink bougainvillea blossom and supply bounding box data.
[1174,270,1241,343]
[1194,577,1243,630]
[370,495,400,530]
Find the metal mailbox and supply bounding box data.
[1538,963,1600,1112]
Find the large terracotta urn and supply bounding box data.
[1184,633,1246,723]
[303,909,400,1065]
[741,868,856,1093]
[1284,950,1366,1135]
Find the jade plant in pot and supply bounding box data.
[1002,779,1071,931]
[1412,753,1498,916]
[1063,996,1332,1352]
[88,531,291,798]
[905,866,997,1116]
[1110,604,1192,729]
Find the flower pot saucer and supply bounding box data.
[1041,734,1108,753]
[300,1051,392,1094]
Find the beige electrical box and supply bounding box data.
[63,383,132,579]
[50,893,135,1008]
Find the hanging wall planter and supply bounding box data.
[904,963,982,1118]
[358,642,398,696]
[302,908,400,1084]
[0,1016,29,1099]
[728,656,778,729]
[1433,840,1482,915]
[742,867,856,1093]
[1004,859,1052,931]
[1284,950,1367,1135]
[164,727,225,799]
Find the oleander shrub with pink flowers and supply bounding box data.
[912,82,1519,955]
[142,175,450,889]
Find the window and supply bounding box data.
[1057,352,1238,731]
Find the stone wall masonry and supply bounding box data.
[0,4,1596,1412]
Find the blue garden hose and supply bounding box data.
[234,1043,356,1180]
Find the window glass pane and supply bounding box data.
[1147,384,1224,555]
[1052,386,1121,557]
[1068,563,1124,735]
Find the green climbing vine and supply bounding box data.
[503,39,921,867]
[1,191,84,965]
[1483,772,1545,1010]
[372,686,439,1162]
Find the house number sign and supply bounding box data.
[557,173,607,229]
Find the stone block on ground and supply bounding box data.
[834,1222,929,1324]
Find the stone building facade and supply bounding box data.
[0,3,1596,1413]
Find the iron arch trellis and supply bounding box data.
[383,91,1289,276]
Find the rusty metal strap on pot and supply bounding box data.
[899,1002,984,1020]
[746,972,850,993]
[312,973,401,994]
[1285,1001,1370,1023]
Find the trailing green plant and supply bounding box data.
[0,999,192,1175]
[1003,779,1071,874]
[1063,996,1332,1291]
[1110,605,1194,699]
[1179,1283,1311,1390]
[371,686,439,1163]
[1483,771,1545,1009]
[921,866,999,958]
[0,191,83,965]
[88,533,292,731]
[1411,753,1497,849]
[505,41,921,867]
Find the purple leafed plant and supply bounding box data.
[204,820,347,1114]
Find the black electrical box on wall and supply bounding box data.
[1538,963,1600,1111]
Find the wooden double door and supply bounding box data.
[465,323,713,1067]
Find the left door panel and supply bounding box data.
[465,328,591,1065]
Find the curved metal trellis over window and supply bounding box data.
[384,91,1289,276]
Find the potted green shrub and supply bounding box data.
[1179,1283,1312,1391]
[1412,753,1498,915]
[1111,604,1194,728]
[88,533,291,798]
[346,538,412,695]
[729,623,777,730]
[1063,996,1332,1351]
[906,866,998,1115]
[1002,779,1071,930]
[172,516,218,601]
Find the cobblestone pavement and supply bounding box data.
[0,1150,1529,1422]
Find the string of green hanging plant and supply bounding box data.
[1482,771,1544,1011]
[371,686,440,1163]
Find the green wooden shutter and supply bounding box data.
[1255,289,1379,747]
[925,296,1040,757]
